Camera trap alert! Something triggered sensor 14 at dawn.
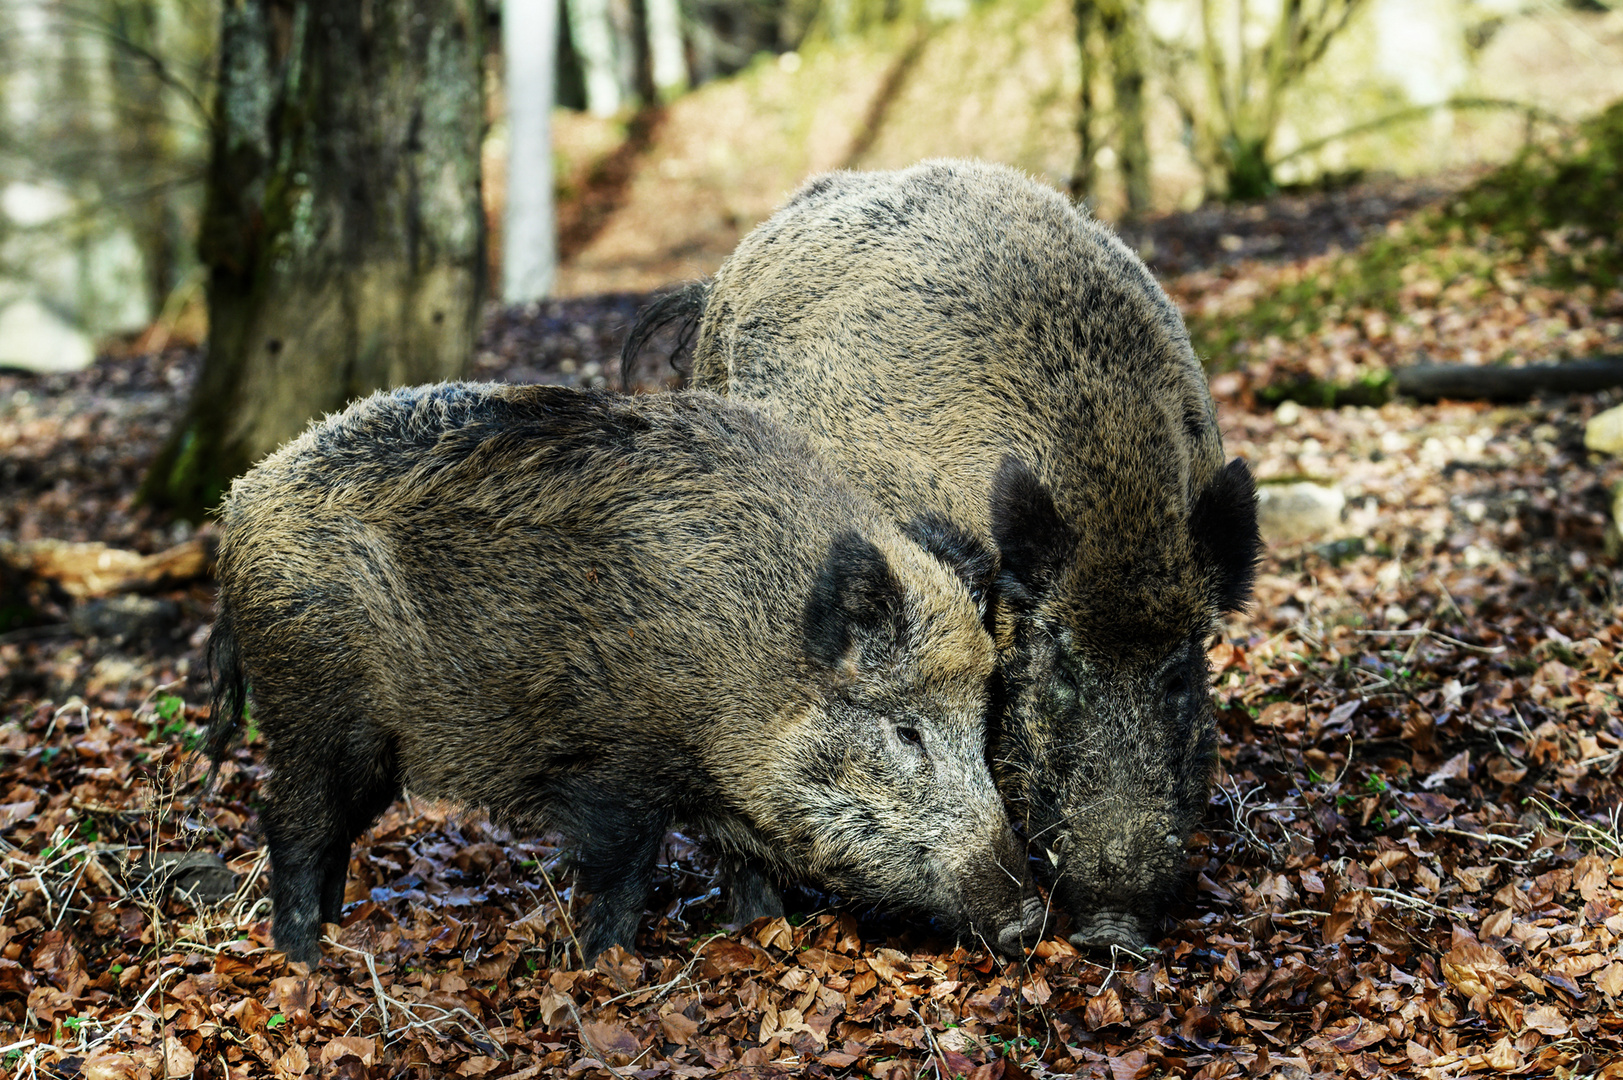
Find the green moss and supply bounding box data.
[1189,99,1623,369]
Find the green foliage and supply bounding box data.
[1189,98,1623,367]
[1449,98,1623,283]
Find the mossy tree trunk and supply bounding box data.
[1069,0,1096,202]
[1100,0,1149,216]
[142,0,486,520]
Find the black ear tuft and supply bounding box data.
[1190,458,1262,614]
[904,513,997,620]
[804,531,907,672]
[989,455,1071,605]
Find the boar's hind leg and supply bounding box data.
[722,856,784,927]
[262,720,400,967]
[573,808,670,962]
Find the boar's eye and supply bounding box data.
[1165,670,1190,699]
[1049,660,1080,706]
[896,725,924,749]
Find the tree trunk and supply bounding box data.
[1069,0,1096,202]
[568,0,623,115]
[105,0,177,316]
[1101,0,1149,215]
[644,0,687,98]
[503,0,559,304]
[142,0,486,520]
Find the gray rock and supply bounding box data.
[69,595,180,642]
[0,296,93,373]
[1255,482,1346,544]
[1585,404,1623,456]
[126,852,240,906]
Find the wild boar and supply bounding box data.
[204,381,1042,966]
[623,160,1261,950]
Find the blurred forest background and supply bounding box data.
[4,0,1621,360]
[5,0,1623,521]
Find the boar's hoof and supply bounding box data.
[1068,913,1151,953]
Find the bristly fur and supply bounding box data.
[214,382,1041,967]
[629,160,1262,950]
[904,513,998,623]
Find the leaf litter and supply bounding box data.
[2,192,1623,1078]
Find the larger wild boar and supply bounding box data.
[206,382,1042,967]
[624,160,1261,950]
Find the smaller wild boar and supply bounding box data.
[205,383,1042,967]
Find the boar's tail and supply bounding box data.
[621,280,711,390]
[198,606,247,802]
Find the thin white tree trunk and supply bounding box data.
[567,0,621,115]
[504,0,559,303]
[645,0,686,96]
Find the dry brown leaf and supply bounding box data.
[0,537,210,597]
[1468,1036,1524,1073]
[753,916,795,951]
[318,1036,376,1067]
[1481,908,1514,939]
[1084,988,1125,1030]
[1109,1048,1157,1080]
[1576,855,1609,901]
[272,1043,309,1080]
[660,1008,700,1044]
[1441,941,1512,1000]
[580,1018,641,1059]
[698,939,767,977]
[1021,971,1053,1005]
[1325,1016,1387,1051]
[1522,1004,1568,1037]
[1423,750,1471,789]
[268,975,316,1013]
[81,1050,139,1080]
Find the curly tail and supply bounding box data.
[621,280,712,391]
[200,605,248,800]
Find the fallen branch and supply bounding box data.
[1394,356,1623,403]
[1254,355,1623,408]
[0,536,214,598]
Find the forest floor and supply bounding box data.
[2,170,1623,1080]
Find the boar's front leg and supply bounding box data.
[573,807,670,962]
[721,856,784,927]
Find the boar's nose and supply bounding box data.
[1068,911,1149,952]
[994,895,1049,956]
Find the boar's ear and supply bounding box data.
[904,513,997,621]
[989,455,1071,606]
[1190,458,1262,614]
[804,531,908,673]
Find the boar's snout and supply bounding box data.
[959,826,1045,957]
[1068,911,1150,952]
[1050,809,1187,953]
[993,894,1049,956]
